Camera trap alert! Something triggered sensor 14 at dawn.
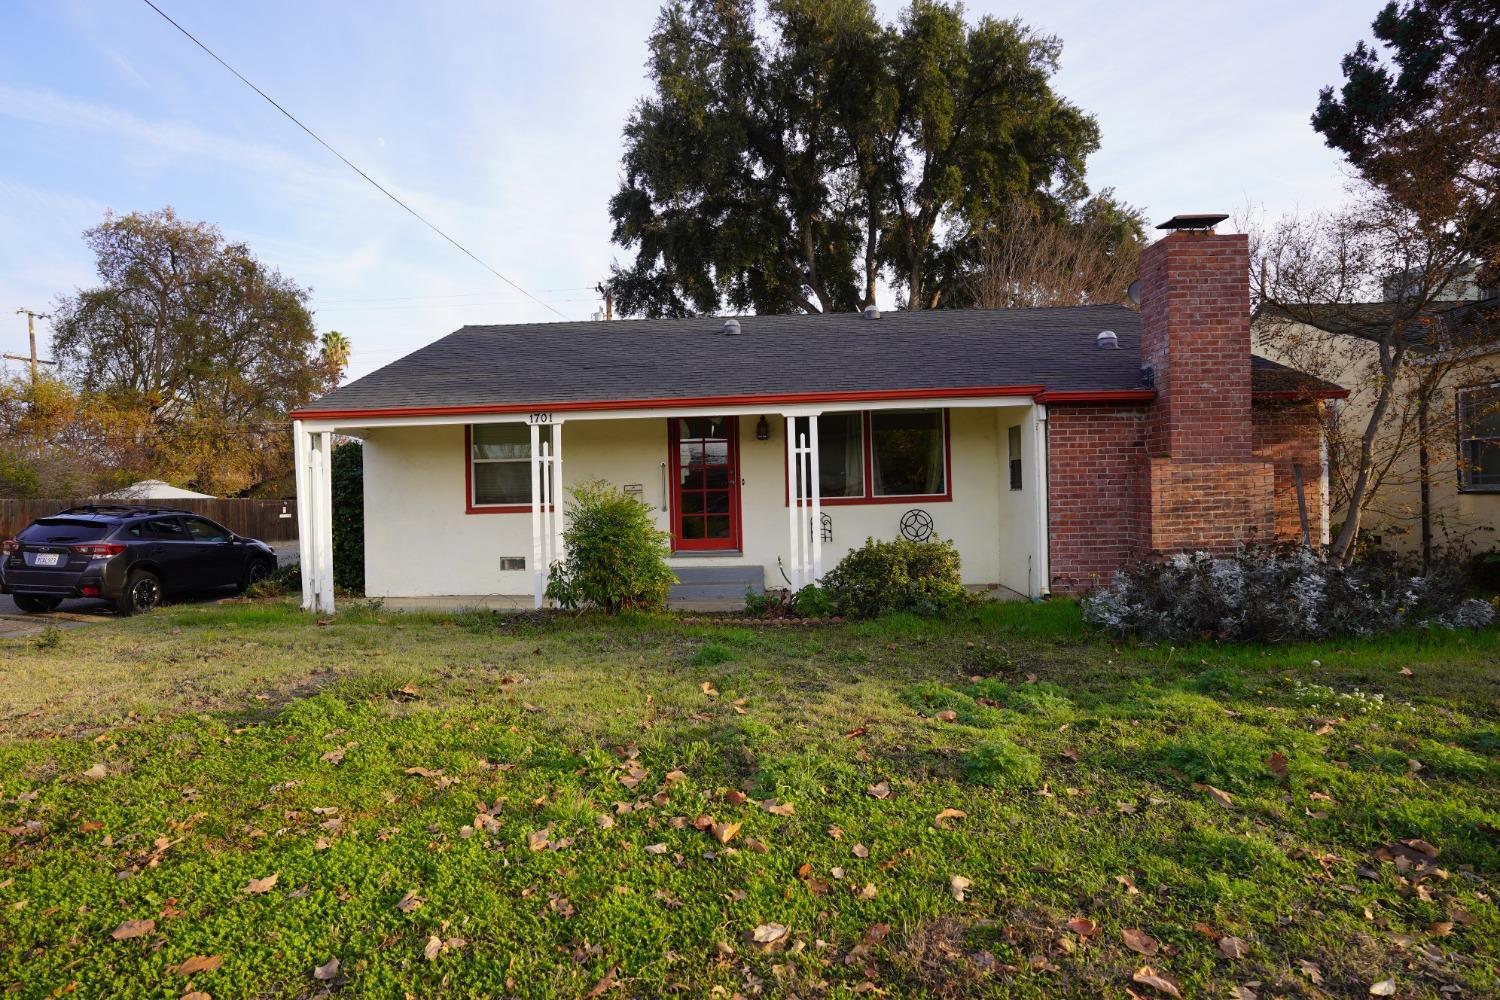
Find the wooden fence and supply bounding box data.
[0,498,299,542]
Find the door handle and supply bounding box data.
[660,461,669,512]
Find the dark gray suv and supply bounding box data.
[1,505,277,615]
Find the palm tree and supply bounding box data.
[320,330,351,387]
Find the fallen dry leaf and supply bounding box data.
[759,799,794,817]
[1116,874,1140,894]
[752,923,789,945]
[933,710,957,723]
[1369,979,1397,996]
[396,890,424,913]
[312,957,340,981]
[644,842,668,855]
[858,882,878,900]
[320,747,346,764]
[1122,928,1160,956]
[404,767,443,778]
[1398,667,1414,677]
[109,918,154,940]
[243,874,278,894]
[935,808,967,826]
[526,827,552,851]
[82,763,108,780]
[424,935,442,961]
[1266,752,1289,781]
[1298,959,1324,984]
[1200,784,1234,808]
[710,820,742,844]
[700,681,719,697]
[852,843,870,859]
[1218,936,1249,960]
[866,780,891,800]
[948,875,972,902]
[174,954,222,975]
[1132,966,1181,998]
[1067,917,1097,938]
[585,966,618,997]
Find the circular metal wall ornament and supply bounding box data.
[899,508,934,542]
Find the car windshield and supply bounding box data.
[17,519,113,543]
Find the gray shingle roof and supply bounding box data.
[297,305,1334,414]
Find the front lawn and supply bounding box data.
[1,600,1497,998]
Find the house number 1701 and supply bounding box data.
[527,412,553,425]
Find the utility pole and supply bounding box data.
[595,282,613,321]
[6,309,56,384]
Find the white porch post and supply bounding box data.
[784,415,802,590]
[808,413,823,582]
[1031,403,1051,598]
[530,423,543,609]
[549,422,564,578]
[317,431,336,614]
[293,420,314,611]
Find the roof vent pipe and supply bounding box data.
[723,318,741,336]
[1096,329,1119,349]
[862,304,880,320]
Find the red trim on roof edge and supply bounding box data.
[1036,389,1156,404]
[290,384,1049,421]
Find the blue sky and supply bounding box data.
[2,1,1378,380]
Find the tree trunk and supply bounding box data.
[1328,341,1405,564]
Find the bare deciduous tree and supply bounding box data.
[1252,188,1498,565]
[964,201,1142,310]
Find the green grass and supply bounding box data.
[0,599,1496,998]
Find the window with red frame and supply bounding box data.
[470,423,533,507]
[792,409,948,502]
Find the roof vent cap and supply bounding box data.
[862,304,880,320]
[1096,329,1119,349]
[723,318,742,336]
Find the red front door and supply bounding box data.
[669,416,741,551]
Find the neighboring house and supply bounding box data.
[100,480,217,501]
[1256,291,1499,559]
[289,220,1344,612]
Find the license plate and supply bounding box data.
[35,553,60,566]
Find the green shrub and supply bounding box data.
[546,481,677,613]
[792,584,836,617]
[249,562,301,598]
[1193,666,1253,697]
[820,536,970,619]
[331,441,364,594]
[961,735,1042,788]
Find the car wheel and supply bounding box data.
[116,570,163,616]
[240,559,273,592]
[12,594,63,613]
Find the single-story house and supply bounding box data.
[290,218,1344,613]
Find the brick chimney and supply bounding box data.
[1138,216,1274,553]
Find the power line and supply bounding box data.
[138,0,571,322]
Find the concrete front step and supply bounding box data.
[669,564,763,604]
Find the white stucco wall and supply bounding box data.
[360,405,1039,599]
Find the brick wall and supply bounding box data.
[1139,231,1253,462]
[1046,403,1149,594]
[1252,400,1326,543]
[1046,228,1327,595]
[1146,458,1276,551]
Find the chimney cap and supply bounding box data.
[723,318,742,336]
[1156,213,1229,232]
[1096,329,1119,349]
[862,304,880,320]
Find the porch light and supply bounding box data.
[756,415,770,441]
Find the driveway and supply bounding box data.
[0,594,119,638]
